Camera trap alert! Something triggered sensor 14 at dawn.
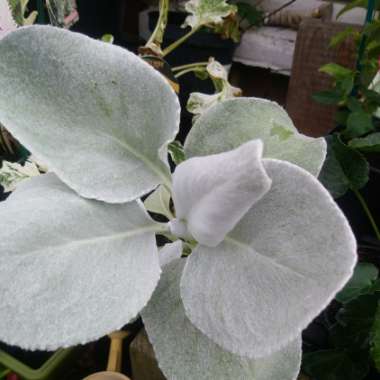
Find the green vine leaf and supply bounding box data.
[319,135,369,199]
[336,262,379,304]
[183,0,237,30]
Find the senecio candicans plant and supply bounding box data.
[0,25,357,380]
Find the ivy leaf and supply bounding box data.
[319,135,369,199]
[370,301,380,373]
[142,259,302,380]
[349,132,380,152]
[0,173,163,350]
[0,26,180,203]
[183,0,237,30]
[336,263,379,304]
[185,98,327,177]
[303,349,369,380]
[180,159,356,358]
[344,111,374,139]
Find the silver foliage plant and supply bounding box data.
[0,25,357,380]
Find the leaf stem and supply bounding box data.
[172,62,209,72]
[352,188,380,240]
[174,67,206,78]
[145,0,170,50]
[162,27,200,57]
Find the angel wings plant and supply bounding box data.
[0,23,357,380]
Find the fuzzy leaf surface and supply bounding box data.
[181,159,357,358]
[171,140,271,247]
[143,259,302,380]
[184,98,326,176]
[0,173,162,350]
[0,26,180,203]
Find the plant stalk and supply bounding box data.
[162,27,200,57]
[174,67,206,78]
[352,188,380,240]
[172,61,209,72]
[145,0,170,50]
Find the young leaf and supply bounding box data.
[0,173,163,350]
[142,259,302,380]
[349,132,380,152]
[336,262,379,303]
[144,185,173,219]
[187,59,242,118]
[0,0,17,39]
[0,159,40,192]
[171,140,271,247]
[168,140,186,165]
[180,159,356,358]
[184,98,327,177]
[183,0,237,30]
[370,301,380,373]
[0,26,180,203]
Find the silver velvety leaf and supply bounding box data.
[0,173,163,350]
[181,159,357,358]
[184,97,327,177]
[170,140,271,247]
[143,259,302,380]
[0,26,180,203]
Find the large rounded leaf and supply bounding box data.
[0,26,180,203]
[181,159,357,358]
[184,98,326,176]
[143,259,302,380]
[0,174,163,350]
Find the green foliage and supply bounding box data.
[319,135,369,198]
[8,0,37,26]
[336,263,379,303]
[236,2,264,27]
[168,140,186,164]
[349,132,380,151]
[303,349,369,380]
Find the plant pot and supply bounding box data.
[0,345,77,380]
